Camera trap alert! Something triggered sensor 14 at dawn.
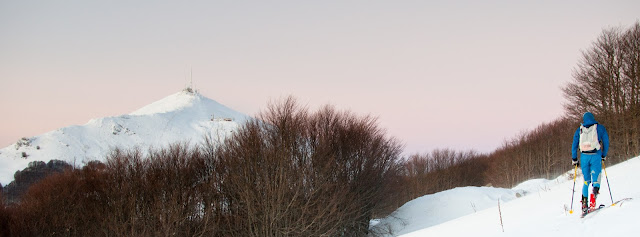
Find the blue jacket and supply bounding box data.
[572,112,609,159]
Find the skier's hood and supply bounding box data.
[582,112,598,127]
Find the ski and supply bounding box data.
[580,198,633,218]
[581,204,605,218]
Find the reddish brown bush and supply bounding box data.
[401,149,488,201]
[214,97,403,236]
[485,118,575,187]
[8,163,107,236]
[0,191,10,237]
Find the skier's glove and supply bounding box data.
[572,159,579,166]
[602,156,606,161]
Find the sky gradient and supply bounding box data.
[1,0,639,155]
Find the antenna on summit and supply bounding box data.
[184,66,196,94]
[190,67,197,94]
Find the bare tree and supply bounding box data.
[214,97,403,236]
[563,22,640,161]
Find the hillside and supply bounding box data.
[0,90,249,185]
[373,156,640,236]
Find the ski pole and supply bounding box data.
[570,164,578,214]
[602,160,614,205]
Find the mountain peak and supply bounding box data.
[128,90,248,122]
[0,90,248,184]
[130,90,201,116]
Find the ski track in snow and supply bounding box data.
[373,156,640,236]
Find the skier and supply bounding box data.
[571,112,609,215]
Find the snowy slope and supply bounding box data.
[373,156,640,236]
[0,90,249,185]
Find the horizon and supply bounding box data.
[1,1,639,155]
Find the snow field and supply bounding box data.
[375,156,640,236]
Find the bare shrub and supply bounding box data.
[8,163,108,236]
[485,118,575,187]
[4,160,72,204]
[402,149,488,201]
[215,97,403,236]
[0,191,10,237]
[100,145,217,236]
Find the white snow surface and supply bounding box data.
[373,156,640,236]
[0,91,249,185]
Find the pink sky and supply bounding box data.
[1,1,638,155]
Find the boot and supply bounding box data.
[581,196,589,214]
[590,187,600,209]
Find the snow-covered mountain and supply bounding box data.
[0,90,249,185]
[373,156,640,236]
